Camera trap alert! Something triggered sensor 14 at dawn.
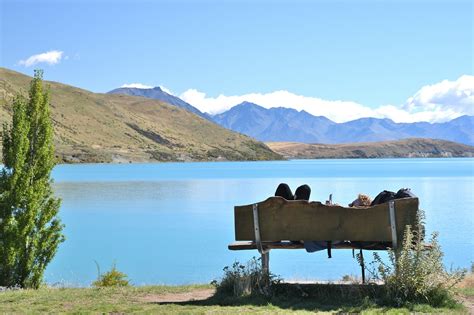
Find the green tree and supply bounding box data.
[0,70,64,288]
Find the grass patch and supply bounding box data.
[0,285,211,314]
[0,283,468,314]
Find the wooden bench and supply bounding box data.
[228,196,420,282]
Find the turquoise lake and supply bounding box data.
[47,158,474,286]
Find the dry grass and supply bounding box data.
[454,273,474,313]
[457,274,474,290]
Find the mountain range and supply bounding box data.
[108,86,212,121]
[213,102,474,146]
[0,68,280,163]
[108,87,473,146]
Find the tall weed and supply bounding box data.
[92,262,130,288]
[370,210,465,306]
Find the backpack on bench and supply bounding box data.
[371,188,416,206]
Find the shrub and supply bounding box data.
[92,262,130,288]
[370,212,465,307]
[341,274,359,283]
[212,257,281,297]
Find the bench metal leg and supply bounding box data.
[359,249,366,284]
[261,251,270,274]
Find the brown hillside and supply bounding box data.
[0,68,281,163]
[267,138,474,159]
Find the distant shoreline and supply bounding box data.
[51,153,474,166]
[266,138,474,160]
[53,138,473,164]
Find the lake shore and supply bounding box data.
[53,138,474,164]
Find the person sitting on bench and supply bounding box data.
[274,183,311,245]
[274,183,311,201]
[348,194,372,207]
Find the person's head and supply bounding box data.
[275,183,293,200]
[349,194,372,207]
[294,184,311,201]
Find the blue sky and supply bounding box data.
[1,0,473,122]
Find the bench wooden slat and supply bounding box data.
[228,240,395,251]
[229,241,304,250]
[235,197,419,242]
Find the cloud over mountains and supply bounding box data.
[18,50,64,67]
[121,83,153,89]
[120,83,173,94]
[179,75,473,123]
[404,75,473,118]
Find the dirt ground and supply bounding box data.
[140,288,215,303]
[456,295,474,314]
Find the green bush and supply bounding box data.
[92,262,130,288]
[370,213,465,307]
[212,257,281,297]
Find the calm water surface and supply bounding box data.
[47,158,474,286]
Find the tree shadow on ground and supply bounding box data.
[151,283,398,313]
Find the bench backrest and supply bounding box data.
[234,196,419,242]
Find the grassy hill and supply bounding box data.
[267,138,474,159]
[0,68,281,163]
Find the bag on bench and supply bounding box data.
[370,190,396,206]
[371,188,417,206]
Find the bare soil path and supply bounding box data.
[140,288,215,303]
[457,295,474,314]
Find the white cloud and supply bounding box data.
[404,75,473,117]
[119,84,173,94]
[374,105,462,123]
[180,89,377,122]
[159,85,173,95]
[179,75,473,123]
[120,83,153,89]
[19,50,64,67]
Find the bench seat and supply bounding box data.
[228,240,393,251]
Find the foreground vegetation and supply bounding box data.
[0,282,471,314]
[0,226,472,313]
[2,258,471,313]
